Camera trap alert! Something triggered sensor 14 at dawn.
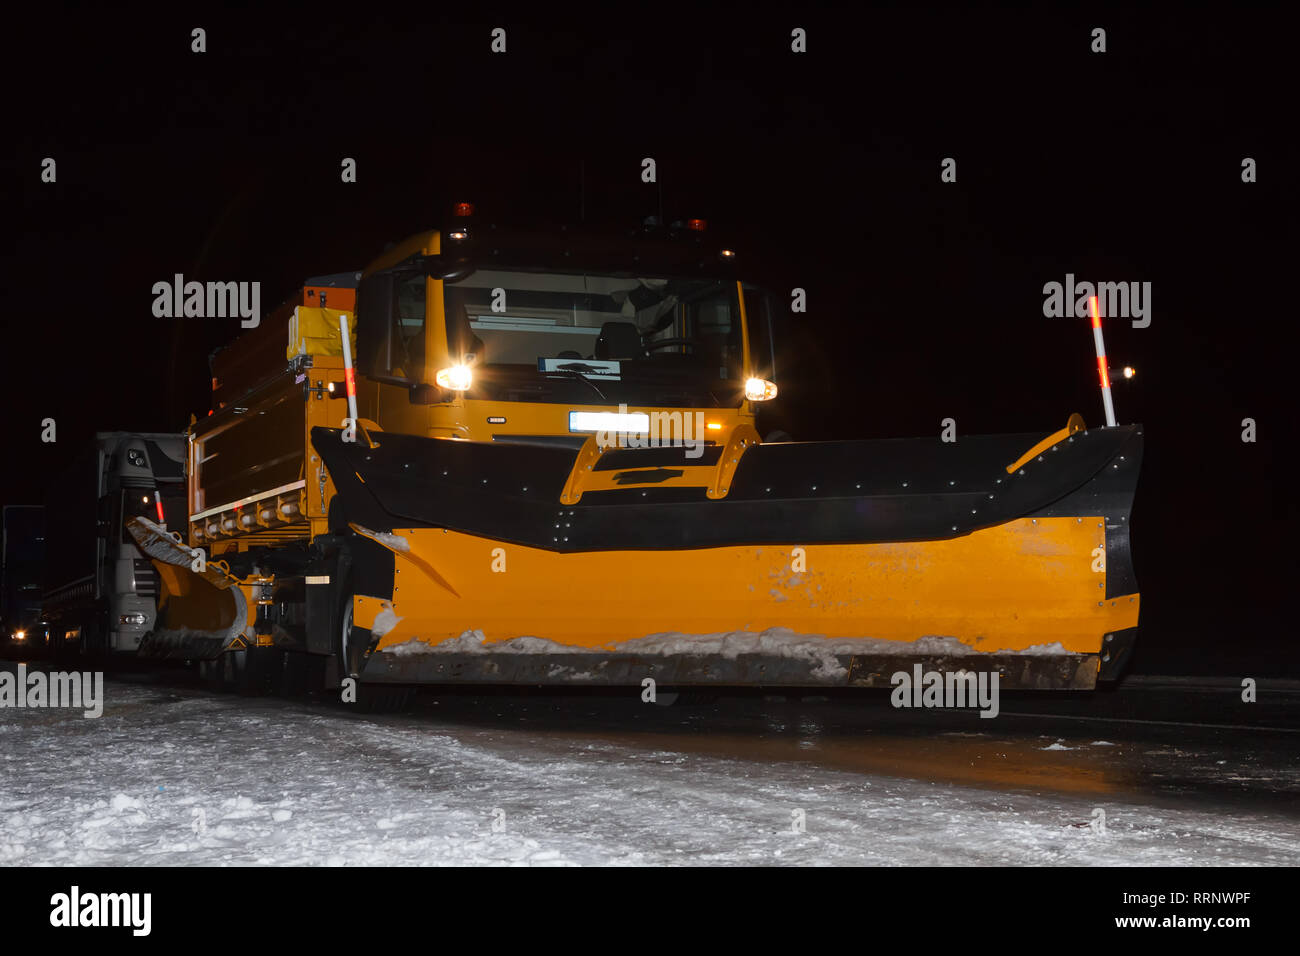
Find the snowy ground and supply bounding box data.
[2,672,1297,866]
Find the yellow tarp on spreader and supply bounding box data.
[288,306,357,359]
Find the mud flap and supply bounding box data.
[1097,627,1139,682]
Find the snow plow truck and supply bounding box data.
[127,208,1142,706]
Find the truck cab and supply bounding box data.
[351,216,780,450]
[44,434,186,655]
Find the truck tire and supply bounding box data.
[279,649,314,697]
[195,660,220,691]
[234,646,282,696]
[337,587,412,714]
[337,591,365,683]
[198,648,275,695]
[199,655,231,692]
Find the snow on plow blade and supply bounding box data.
[313,420,1143,690]
[125,516,249,660]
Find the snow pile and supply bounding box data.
[1014,642,1071,656]
[352,526,411,553]
[386,631,590,657]
[370,605,403,639]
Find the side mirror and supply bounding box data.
[430,259,474,283]
[378,255,474,283]
[408,384,442,405]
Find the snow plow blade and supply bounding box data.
[125,516,249,661]
[312,419,1142,690]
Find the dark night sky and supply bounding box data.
[5,5,1295,675]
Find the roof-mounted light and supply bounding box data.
[453,202,475,217]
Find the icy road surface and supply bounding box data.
[1,669,1297,866]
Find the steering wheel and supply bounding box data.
[643,337,702,353]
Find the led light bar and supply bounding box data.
[569,411,650,434]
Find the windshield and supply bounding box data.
[444,269,742,385]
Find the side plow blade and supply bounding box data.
[126,516,249,660]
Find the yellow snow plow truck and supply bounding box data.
[128,209,1142,706]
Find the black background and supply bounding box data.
[6,5,1295,676]
[11,865,1289,939]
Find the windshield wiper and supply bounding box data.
[544,368,607,401]
[554,362,605,374]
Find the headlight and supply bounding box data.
[435,365,473,391]
[13,630,25,641]
[744,378,778,402]
[127,448,147,467]
[119,613,148,626]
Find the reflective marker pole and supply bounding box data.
[1089,295,1117,427]
[338,313,359,427]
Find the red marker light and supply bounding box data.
[687,218,707,232]
[453,202,475,217]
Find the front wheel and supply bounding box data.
[336,588,412,714]
[197,657,226,692]
[198,647,279,695]
[336,592,365,683]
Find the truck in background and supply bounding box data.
[43,433,186,657]
[2,505,45,650]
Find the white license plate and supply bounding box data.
[569,411,650,433]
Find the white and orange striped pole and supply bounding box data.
[338,313,359,428]
[1088,295,1117,427]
